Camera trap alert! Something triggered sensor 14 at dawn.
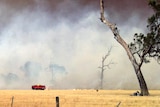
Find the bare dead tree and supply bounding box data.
[98,47,114,89]
[99,0,149,95]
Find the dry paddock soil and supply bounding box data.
[1,90,160,107]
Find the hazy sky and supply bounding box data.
[0,0,159,90]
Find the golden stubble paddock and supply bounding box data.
[0,90,160,107]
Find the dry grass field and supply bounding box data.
[0,90,160,107]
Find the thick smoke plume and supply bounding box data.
[0,0,159,90]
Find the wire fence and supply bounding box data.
[0,96,120,107]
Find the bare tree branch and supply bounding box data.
[102,46,112,62]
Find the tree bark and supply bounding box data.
[99,0,149,96]
[136,68,149,95]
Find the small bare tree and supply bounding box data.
[99,0,149,95]
[98,47,114,89]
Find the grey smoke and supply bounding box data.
[22,61,42,79]
[0,0,159,90]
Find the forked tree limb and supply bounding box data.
[99,46,115,69]
[102,46,112,62]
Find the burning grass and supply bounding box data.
[0,90,160,107]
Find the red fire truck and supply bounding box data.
[32,85,46,90]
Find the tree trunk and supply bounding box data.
[115,33,149,96]
[100,68,104,89]
[135,67,149,95]
[116,30,149,96]
[99,0,149,96]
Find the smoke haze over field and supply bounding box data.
[0,0,159,90]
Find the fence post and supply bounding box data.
[116,101,121,107]
[56,96,59,107]
[11,96,14,107]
